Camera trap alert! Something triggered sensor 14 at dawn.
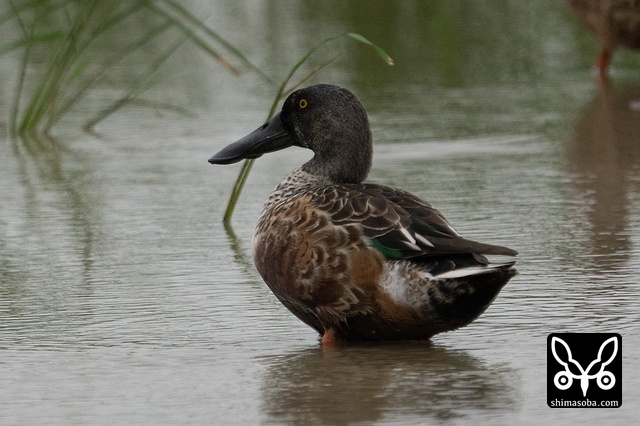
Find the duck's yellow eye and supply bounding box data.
[299,99,308,109]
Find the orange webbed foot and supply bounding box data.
[320,328,339,347]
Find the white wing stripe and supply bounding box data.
[400,227,416,244]
[414,233,435,247]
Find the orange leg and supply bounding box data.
[597,48,612,81]
[320,328,339,346]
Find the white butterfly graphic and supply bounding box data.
[551,336,618,397]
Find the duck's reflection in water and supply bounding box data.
[260,344,517,424]
[566,81,640,272]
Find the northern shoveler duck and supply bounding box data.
[567,0,640,79]
[209,84,518,344]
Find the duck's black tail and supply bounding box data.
[427,262,517,330]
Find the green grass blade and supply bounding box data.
[223,158,255,223]
[346,32,395,65]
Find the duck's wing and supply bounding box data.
[311,183,518,260]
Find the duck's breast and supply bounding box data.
[252,193,384,327]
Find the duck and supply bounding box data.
[567,0,640,79]
[209,84,518,345]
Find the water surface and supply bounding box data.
[1,1,639,424]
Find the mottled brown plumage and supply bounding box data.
[210,84,518,343]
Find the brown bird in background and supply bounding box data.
[567,0,640,80]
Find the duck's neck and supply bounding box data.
[301,132,373,184]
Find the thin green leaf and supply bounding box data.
[223,158,255,222]
[346,32,394,65]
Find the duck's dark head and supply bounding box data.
[209,84,372,184]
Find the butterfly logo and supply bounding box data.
[551,335,618,397]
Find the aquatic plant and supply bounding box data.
[2,0,262,139]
